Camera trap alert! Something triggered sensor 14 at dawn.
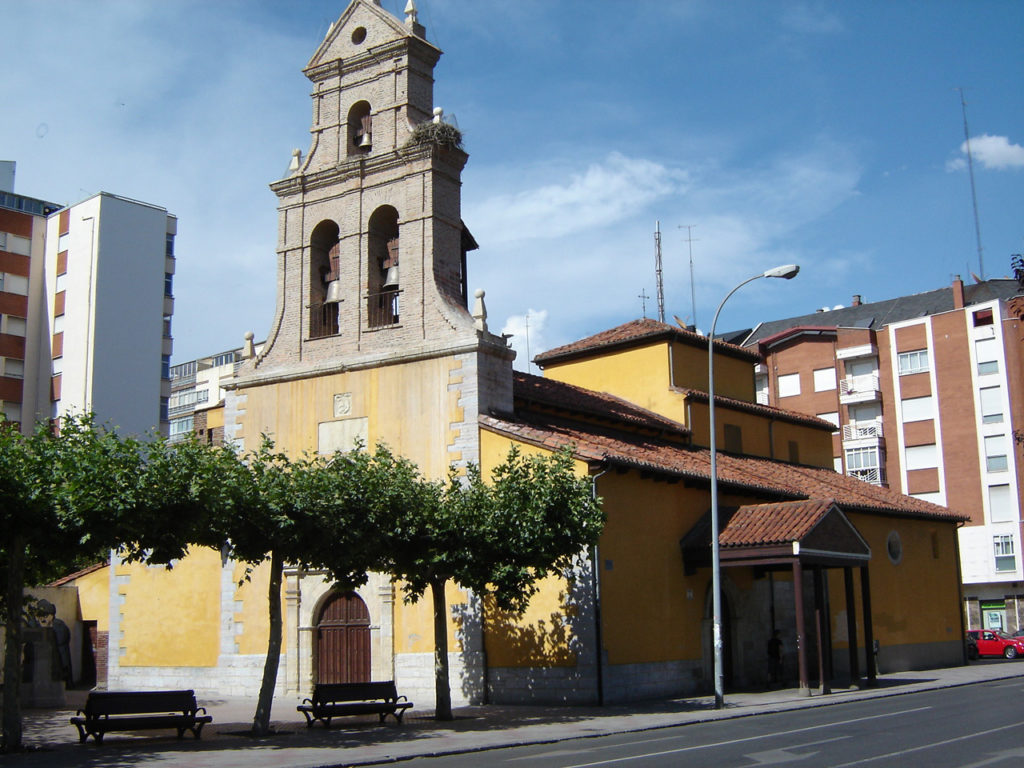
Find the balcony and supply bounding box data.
[848,466,885,486]
[842,419,884,443]
[839,374,881,404]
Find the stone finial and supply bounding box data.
[242,331,255,359]
[289,148,302,173]
[404,0,419,25]
[472,289,488,333]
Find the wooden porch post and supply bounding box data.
[860,565,877,687]
[793,560,810,696]
[813,567,831,695]
[844,567,860,687]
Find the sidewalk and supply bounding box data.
[6,662,1023,768]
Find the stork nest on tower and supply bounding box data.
[408,120,463,151]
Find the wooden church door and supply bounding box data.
[316,591,371,684]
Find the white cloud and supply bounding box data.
[962,135,1024,170]
[501,310,549,373]
[780,4,844,34]
[470,153,687,245]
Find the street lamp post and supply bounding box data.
[708,263,799,709]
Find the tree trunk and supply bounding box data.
[2,534,26,752]
[430,576,453,721]
[252,549,283,736]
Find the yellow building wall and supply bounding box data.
[117,547,222,667]
[833,515,962,648]
[671,341,756,402]
[237,356,465,478]
[232,559,287,657]
[73,565,111,632]
[594,473,709,665]
[541,344,678,420]
[393,580,469,654]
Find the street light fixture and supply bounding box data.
[707,263,799,709]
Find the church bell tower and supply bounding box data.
[255,0,495,371]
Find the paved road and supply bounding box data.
[404,677,1024,767]
[5,662,1024,767]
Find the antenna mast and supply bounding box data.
[654,221,665,323]
[680,225,698,329]
[957,87,985,280]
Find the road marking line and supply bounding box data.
[828,720,1024,767]
[560,707,932,768]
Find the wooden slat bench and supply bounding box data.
[70,690,213,743]
[297,681,412,727]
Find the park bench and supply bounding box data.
[297,681,412,727]
[70,689,213,743]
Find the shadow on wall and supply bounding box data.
[454,556,598,705]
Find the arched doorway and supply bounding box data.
[316,591,371,684]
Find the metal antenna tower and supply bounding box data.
[957,87,985,280]
[679,225,698,329]
[654,222,665,323]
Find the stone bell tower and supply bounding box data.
[253,0,498,372]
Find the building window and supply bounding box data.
[817,411,840,431]
[161,354,171,380]
[904,443,937,470]
[164,272,173,297]
[813,367,836,392]
[0,273,29,296]
[2,358,24,379]
[989,484,1014,523]
[898,349,929,375]
[777,373,800,398]
[51,356,63,375]
[976,337,1000,375]
[57,232,70,253]
[723,423,742,454]
[160,397,169,422]
[901,395,934,423]
[755,373,769,405]
[979,386,1003,424]
[166,233,175,259]
[973,308,994,326]
[845,446,883,485]
[1,316,27,336]
[2,401,22,423]
[985,435,1008,473]
[54,273,66,293]
[994,534,1016,572]
[169,415,194,436]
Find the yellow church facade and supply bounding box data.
[55,0,967,707]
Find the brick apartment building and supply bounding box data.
[738,277,1024,633]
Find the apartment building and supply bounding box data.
[740,277,1024,633]
[168,338,262,443]
[0,162,175,436]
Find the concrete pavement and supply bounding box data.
[5,661,1024,767]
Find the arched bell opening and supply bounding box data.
[347,101,373,156]
[309,219,340,338]
[366,206,400,328]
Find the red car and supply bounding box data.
[966,629,1024,659]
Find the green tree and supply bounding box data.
[380,445,604,720]
[1,417,145,751]
[212,439,389,736]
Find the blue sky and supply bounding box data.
[3,1,1022,368]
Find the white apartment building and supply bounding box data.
[2,162,175,436]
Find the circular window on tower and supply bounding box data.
[351,27,367,44]
[886,530,903,565]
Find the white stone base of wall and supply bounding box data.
[110,654,285,698]
[395,650,485,709]
[603,659,704,704]
[487,664,599,705]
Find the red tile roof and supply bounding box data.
[718,499,836,547]
[480,410,966,523]
[514,371,690,438]
[535,318,760,366]
[675,387,836,431]
[47,560,109,587]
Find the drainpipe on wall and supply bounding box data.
[590,464,609,706]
